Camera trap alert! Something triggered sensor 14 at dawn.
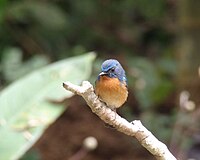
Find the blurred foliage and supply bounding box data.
[0,53,95,160]
[0,0,192,159]
[141,112,174,142]
[128,57,175,109]
[1,47,49,83]
[0,0,174,60]
[20,150,40,160]
[0,0,176,135]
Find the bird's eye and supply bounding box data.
[110,67,115,72]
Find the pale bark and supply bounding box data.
[63,81,177,160]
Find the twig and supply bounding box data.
[63,81,177,160]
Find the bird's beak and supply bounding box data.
[99,72,108,76]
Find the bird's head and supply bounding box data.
[98,59,127,83]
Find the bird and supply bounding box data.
[95,59,128,111]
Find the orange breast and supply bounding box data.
[95,76,128,109]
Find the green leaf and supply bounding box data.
[0,53,96,160]
[2,47,49,82]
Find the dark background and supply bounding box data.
[0,0,200,160]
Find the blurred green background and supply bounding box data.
[0,0,200,160]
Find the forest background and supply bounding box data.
[0,0,200,160]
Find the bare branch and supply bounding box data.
[63,81,177,160]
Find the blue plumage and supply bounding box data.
[95,59,128,109]
[99,59,127,83]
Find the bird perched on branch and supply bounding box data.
[95,59,128,111]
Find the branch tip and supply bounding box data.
[62,81,177,160]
